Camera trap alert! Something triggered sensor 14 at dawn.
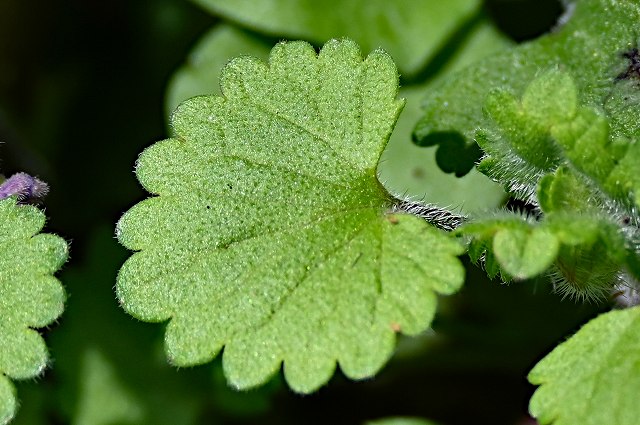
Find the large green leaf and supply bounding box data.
[0,198,67,424]
[414,0,640,150]
[188,0,481,76]
[116,39,465,393]
[529,306,640,425]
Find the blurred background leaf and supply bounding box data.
[413,0,640,168]
[187,0,482,78]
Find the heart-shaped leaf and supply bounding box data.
[116,39,465,393]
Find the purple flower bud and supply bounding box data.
[0,172,49,204]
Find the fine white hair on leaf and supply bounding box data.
[553,0,577,31]
[390,198,467,232]
[548,264,619,303]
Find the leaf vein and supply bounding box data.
[236,81,363,175]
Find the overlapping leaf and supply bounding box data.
[116,39,465,393]
[462,214,556,281]
[477,69,640,212]
[188,0,481,77]
[475,70,571,203]
[528,306,640,425]
[457,69,640,299]
[414,0,640,165]
[477,69,640,208]
[459,212,629,298]
[0,198,67,424]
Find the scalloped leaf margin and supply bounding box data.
[116,38,465,393]
[0,197,67,424]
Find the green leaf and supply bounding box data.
[551,110,613,182]
[458,215,551,280]
[537,167,601,215]
[480,71,565,175]
[483,247,502,280]
[547,104,640,207]
[117,39,465,393]
[414,0,640,148]
[477,68,640,212]
[529,306,640,425]
[493,226,559,280]
[521,68,577,125]
[477,72,640,273]
[0,197,67,423]
[458,211,631,298]
[606,141,640,207]
[188,0,482,76]
[475,69,588,202]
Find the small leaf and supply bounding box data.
[458,211,631,295]
[551,110,614,183]
[456,215,533,280]
[493,227,558,280]
[414,0,640,150]
[483,73,563,171]
[475,69,587,203]
[545,213,630,301]
[605,141,640,208]
[521,69,576,125]
[537,167,602,214]
[476,69,640,213]
[0,197,68,423]
[467,238,486,264]
[117,39,465,393]
[529,307,640,425]
[484,248,501,280]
